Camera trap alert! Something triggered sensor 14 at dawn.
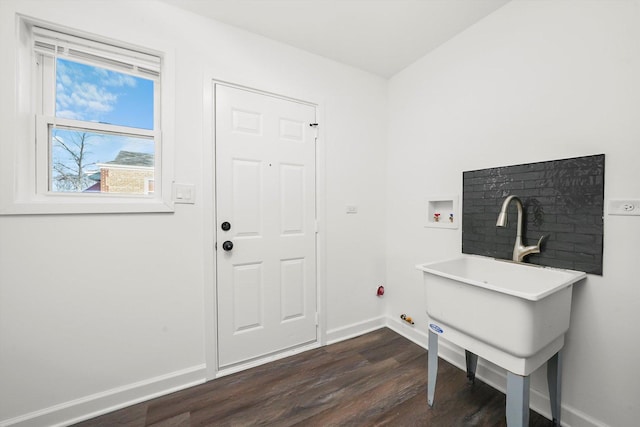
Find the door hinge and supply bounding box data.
[315,312,319,326]
[314,220,319,233]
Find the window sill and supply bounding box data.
[0,197,175,215]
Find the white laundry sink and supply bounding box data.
[417,255,586,375]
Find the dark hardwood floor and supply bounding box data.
[74,328,554,426]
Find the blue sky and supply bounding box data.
[53,58,155,169]
[56,58,154,129]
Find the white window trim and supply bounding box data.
[32,26,161,77]
[0,16,175,215]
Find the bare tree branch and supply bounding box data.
[52,130,98,192]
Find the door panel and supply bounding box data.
[232,159,262,236]
[280,164,305,234]
[232,262,263,332]
[281,258,306,321]
[216,85,317,368]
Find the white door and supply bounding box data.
[215,84,317,369]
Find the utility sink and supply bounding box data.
[416,255,587,375]
[417,255,587,426]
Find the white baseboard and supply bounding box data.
[0,365,207,427]
[325,315,387,344]
[2,315,608,427]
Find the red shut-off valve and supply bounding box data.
[377,285,385,296]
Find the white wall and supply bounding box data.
[0,0,387,424]
[4,0,639,425]
[386,1,640,426]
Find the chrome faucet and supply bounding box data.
[496,195,545,262]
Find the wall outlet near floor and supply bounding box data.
[608,199,640,216]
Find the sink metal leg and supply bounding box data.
[427,330,438,407]
[465,350,478,384]
[506,372,530,427]
[547,350,563,426]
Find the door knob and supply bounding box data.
[221,221,231,231]
[222,241,234,251]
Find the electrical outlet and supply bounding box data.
[608,199,640,216]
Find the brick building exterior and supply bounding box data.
[91,151,154,194]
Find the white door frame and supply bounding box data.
[202,78,326,380]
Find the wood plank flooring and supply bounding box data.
[74,328,554,426]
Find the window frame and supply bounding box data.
[0,16,175,215]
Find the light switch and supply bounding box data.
[173,183,196,204]
[346,205,358,214]
[608,199,640,216]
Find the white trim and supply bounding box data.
[43,116,157,138]
[0,16,175,215]
[32,25,161,77]
[207,78,317,109]
[315,100,328,347]
[1,198,174,215]
[202,76,217,380]
[325,316,387,344]
[0,365,206,427]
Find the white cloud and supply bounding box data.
[56,65,119,121]
[56,109,84,120]
[55,58,151,128]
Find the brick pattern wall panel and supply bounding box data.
[102,169,153,194]
[462,154,604,275]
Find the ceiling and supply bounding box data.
[160,0,511,78]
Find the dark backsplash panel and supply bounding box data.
[462,154,604,275]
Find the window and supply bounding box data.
[0,18,174,214]
[34,26,161,196]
